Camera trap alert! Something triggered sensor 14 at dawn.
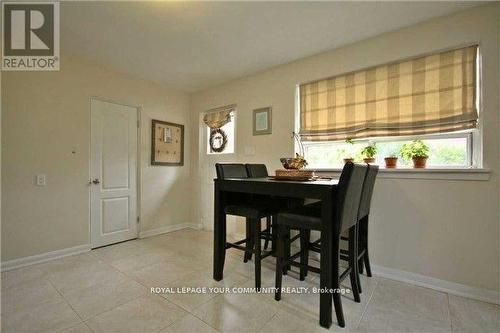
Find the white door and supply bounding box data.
[90,99,138,248]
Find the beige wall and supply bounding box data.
[1,54,192,261]
[190,4,500,292]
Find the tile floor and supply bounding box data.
[1,228,498,333]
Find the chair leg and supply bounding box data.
[283,227,291,275]
[362,216,372,277]
[358,224,365,275]
[332,236,345,328]
[363,251,372,277]
[358,256,364,275]
[253,218,262,290]
[274,223,284,301]
[263,216,271,250]
[299,229,310,281]
[349,226,361,302]
[354,224,363,295]
[244,218,254,263]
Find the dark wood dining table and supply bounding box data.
[213,177,340,328]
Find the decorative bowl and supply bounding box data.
[280,156,308,170]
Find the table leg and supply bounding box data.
[253,218,262,290]
[213,182,226,281]
[319,196,333,328]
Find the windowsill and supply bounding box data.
[306,167,491,181]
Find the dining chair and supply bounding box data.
[295,164,379,294]
[245,163,301,271]
[215,163,275,289]
[245,163,269,178]
[356,164,379,278]
[273,162,367,328]
[245,164,273,253]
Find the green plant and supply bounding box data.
[343,138,355,158]
[400,140,430,160]
[361,144,377,158]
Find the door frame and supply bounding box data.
[88,96,142,248]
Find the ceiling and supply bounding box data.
[61,1,481,92]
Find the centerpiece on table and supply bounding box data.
[276,133,314,180]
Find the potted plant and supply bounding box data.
[361,143,377,164]
[384,155,398,168]
[343,138,355,164]
[400,140,430,168]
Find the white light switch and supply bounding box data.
[36,174,46,186]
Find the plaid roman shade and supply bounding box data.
[203,104,235,129]
[299,45,478,141]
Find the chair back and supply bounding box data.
[215,163,248,179]
[336,162,367,233]
[358,164,379,219]
[245,164,269,178]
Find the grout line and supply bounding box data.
[84,322,95,333]
[58,321,95,333]
[446,293,454,333]
[79,322,95,333]
[185,293,225,332]
[80,321,95,333]
[152,310,188,333]
[355,277,380,329]
[48,258,151,323]
[47,278,88,331]
[149,297,191,333]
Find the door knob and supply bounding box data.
[92,178,100,184]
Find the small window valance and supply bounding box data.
[203,105,235,129]
[299,45,478,141]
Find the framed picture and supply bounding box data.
[151,119,184,166]
[253,107,272,135]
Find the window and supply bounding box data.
[203,105,236,155]
[206,115,235,154]
[297,45,480,169]
[303,132,472,169]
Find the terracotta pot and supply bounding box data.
[343,158,354,164]
[412,156,428,168]
[384,157,398,168]
[363,157,375,164]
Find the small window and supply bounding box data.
[206,113,235,154]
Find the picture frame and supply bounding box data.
[253,107,272,135]
[151,119,184,166]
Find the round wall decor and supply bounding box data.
[209,128,228,153]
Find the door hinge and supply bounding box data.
[137,216,140,224]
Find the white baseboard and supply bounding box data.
[1,224,202,272]
[372,264,500,305]
[139,223,202,238]
[1,244,91,272]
